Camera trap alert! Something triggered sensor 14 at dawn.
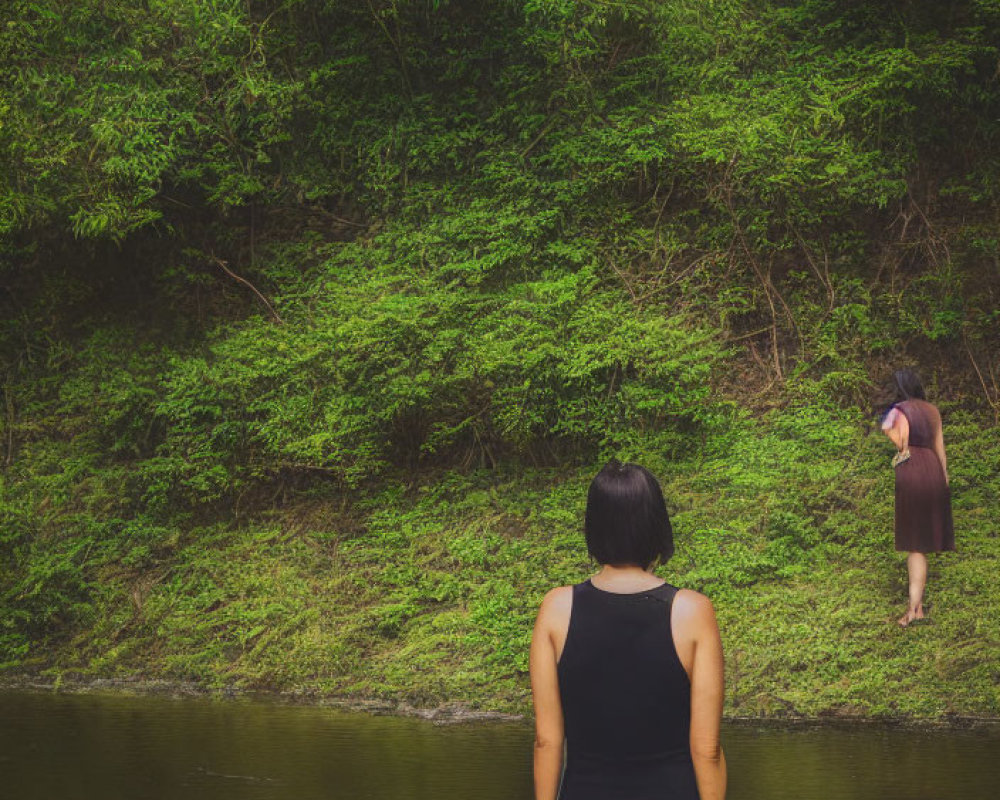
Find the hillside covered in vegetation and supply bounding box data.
[1,0,998,718]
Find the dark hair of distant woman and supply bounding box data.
[891,368,927,402]
[584,461,674,569]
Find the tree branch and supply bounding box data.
[211,255,283,324]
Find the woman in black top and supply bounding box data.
[530,462,726,800]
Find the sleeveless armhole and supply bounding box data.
[554,584,576,666]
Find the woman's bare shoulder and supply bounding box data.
[537,585,573,620]
[672,588,718,626]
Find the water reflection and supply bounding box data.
[0,691,531,800]
[724,722,1000,800]
[1,691,998,800]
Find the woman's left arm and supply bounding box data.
[883,409,909,454]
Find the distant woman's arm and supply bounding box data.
[530,588,569,800]
[882,408,909,454]
[933,423,949,485]
[677,591,727,800]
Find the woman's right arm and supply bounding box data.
[530,588,570,800]
[676,591,727,800]
[933,423,949,485]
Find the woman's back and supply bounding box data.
[530,462,724,800]
[556,580,699,800]
[896,398,941,448]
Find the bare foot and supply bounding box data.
[897,607,925,627]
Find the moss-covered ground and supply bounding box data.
[15,405,997,721]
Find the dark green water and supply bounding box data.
[1,691,998,799]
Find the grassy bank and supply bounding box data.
[10,404,997,720]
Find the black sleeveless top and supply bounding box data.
[556,580,699,800]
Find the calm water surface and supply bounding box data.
[1,691,998,799]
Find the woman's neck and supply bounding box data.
[591,564,664,592]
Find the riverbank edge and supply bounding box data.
[0,675,521,724]
[3,675,998,729]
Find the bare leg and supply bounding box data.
[899,552,927,627]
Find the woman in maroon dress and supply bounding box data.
[881,369,955,627]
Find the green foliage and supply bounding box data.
[1,0,1000,719]
[0,0,310,239]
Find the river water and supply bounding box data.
[1,690,998,799]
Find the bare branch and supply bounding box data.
[211,255,284,324]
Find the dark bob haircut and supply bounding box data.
[892,368,926,402]
[584,461,674,569]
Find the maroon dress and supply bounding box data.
[894,399,955,553]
